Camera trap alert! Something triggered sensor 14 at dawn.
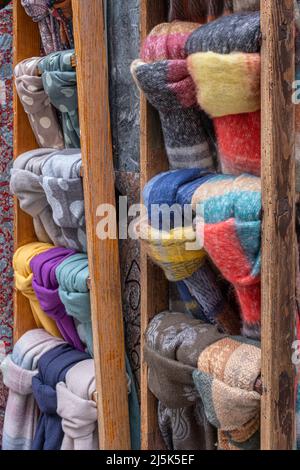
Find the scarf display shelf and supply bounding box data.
[139,0,297,451]
[13,0,130,450]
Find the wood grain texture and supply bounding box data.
[13,1,40,342]
[140,0,169,450]
[72,0,130,450]
[261,0,297,450]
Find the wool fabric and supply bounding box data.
[144,311,228,450]
[131,59,215,170]
[168,0,233,23]
[193,336,261,450]
[1,329,64,450]
[143,168,215,230]
[56,359,98,450]
[31,343,90,450]
[10,148,86,251]
[187,51,261,118]
[186,12,261,55]
[13,243,61,337]
[30,247,85,351]
[38,50,79,148]
[193,174,261,338]
[14,57,64,149]
[21,0,73,54]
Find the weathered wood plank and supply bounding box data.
[261,0,297,450]
[72,0,130,450]
[13,1,40,341]
[140,0,169,450]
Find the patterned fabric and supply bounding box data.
[0,2,13,445]
[10,148,86,252]
[168,0,233,23]
[193,174,261,339]
[13,242,62,337]
[38,50,79,148]
[21,0,73,55]
[144,311,228,450]
[1,330,64,450]
[187,51,261,118]
[193,336,261,450]
[185,12,261,55]
[14,57,64,149]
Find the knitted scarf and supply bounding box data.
[0,1,13,444]
[193,336,261,450]
[1,329,64,450]
[168,0,233,23]
[55,253,141,449]
[144,311,229,450]
[14,57,64,149]
[38,50,79,148]
[193,174,261,339]
[21,0,73,55]
[185,12,261,55]
[30,247,85,351]
[13,242,61,337]
[56,359,98,450]
[31,343,90,450]
[10,148,86,251]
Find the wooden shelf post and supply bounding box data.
[261,0,297,450]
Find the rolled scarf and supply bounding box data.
[144,311,229,450]
[14,57,64,149]
[13,242,61,337]
[10,148,86,251]
[56,359,98,450]
[193,336,261,450]
[31,343,90,450]
[187,51,260,176]
[185,12,261,55]
[55,253,141,449]
[38,50,80,148]
[168,0,233,23]
[21,0,73,54]
[193,174,261,339]
[143,168,215,230]
[30,247,85,351]
[0,329,64,450]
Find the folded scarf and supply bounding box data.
[55,253,141,449]
[143,168,215,230]
[144,311,228,450]
[168,0,233,23]
[14,57,64,149]
[38,50,79,148]
[56,359,98,450]
[13,242,61,337]
[21,0,73,54]
[193,336,261,450]
[30,247,85,351]
[10,148,86,251]
[187,51,261,118]
[141,21,200,62]
[31,343,90,450]
[186,12,261,55]
[193,174,261,338]
[1,329,64,450]
[132,58,216,170]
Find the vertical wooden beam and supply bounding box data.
[261,0,296,450]
[140,0,169,450]
[13,1,40,341]
[72,0,130,450]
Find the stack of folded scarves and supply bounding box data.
[10,148,86,251]
[21,0,74,55]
